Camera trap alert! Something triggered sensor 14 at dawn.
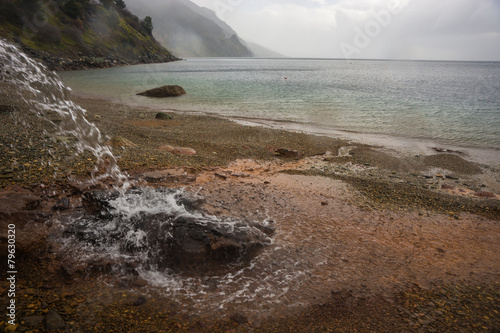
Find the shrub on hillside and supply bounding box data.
[0,0,22,25]
[37,23,62,44]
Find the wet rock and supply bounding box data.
[0,104,15,114]
[45,310,65,330]
[80,191,119,217]
[53,197,70,210]
[22,315,44,327]
[133,296,148,306]
[155,112,174,120]
[166,216,272,270]
[276,148,299,158]
[131,277,148,287]
[230,313,249,324]
[65,188,273,273]
[137,85,186,97]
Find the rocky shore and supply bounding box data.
[21,46,181,71]
[0,88,499,331]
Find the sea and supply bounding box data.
[60,58,500,164]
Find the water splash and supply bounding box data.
[0,38,127,186]
[58,187,278,316]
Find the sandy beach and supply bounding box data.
[1,88,499,331]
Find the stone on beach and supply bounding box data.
[137,85,186,97]
[155,112,174,120]
[45,310,66,330]
[159,144,196,156]
[275,148,299,157]
[106,136,137,148]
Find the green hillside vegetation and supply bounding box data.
[0,0,178,69]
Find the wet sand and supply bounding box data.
[0,91,499,331]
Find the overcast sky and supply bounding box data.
[187,0,500,60]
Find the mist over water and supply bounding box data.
[61,58,500,151]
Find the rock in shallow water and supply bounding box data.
[137,85,186,97]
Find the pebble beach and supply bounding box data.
[1,83,499,332]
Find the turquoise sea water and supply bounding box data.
[61,58,500,151]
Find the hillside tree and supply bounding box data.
[114,0,126,10]
[100,0,113,9]
[141,16,153,35]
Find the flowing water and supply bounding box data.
[0,39,284,316]
[0,40,127,185]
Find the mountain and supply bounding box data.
[0,0,178,70]
[246,41,287,58]
[127,0,253,57]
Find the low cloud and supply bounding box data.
[149,0,500,60]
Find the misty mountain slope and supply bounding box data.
[127,0,253,57]
[246,41,286,58]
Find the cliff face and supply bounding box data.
[127,0,253,58]
[0,0,178,70]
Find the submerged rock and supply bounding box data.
[137,85,186,97]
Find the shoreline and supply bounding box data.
[229,116,500,166]
[1,89,499,331]
[66,88,500,168]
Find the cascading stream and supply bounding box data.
[0,38,127,187]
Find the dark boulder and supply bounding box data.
[45,310,65,330]
[137,85,186,97]
[276,148,299,158]
[165,215,272,271]
[155,112,174,120]
[64,188,274,274]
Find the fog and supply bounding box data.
[129,0,500,60]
